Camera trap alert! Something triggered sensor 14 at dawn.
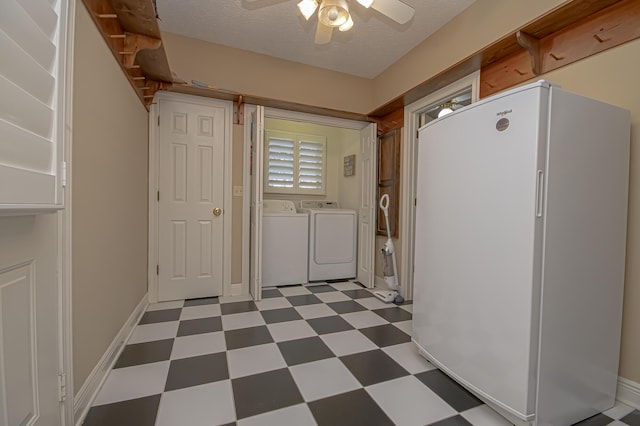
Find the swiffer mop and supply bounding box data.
[374,194,404,304]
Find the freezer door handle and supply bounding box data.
[536,170,544,217]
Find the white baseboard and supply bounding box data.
[230,282,243,296]
[617,376,640,409]
[73,294,148,425]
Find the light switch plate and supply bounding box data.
[233,186,243,197]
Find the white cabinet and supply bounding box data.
[0,0,73,213]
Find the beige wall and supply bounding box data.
[72,3,150,393]
[372,0,566,107]
[231,124,244,284]
[537,38,640,383]
[337,133,360,212]
[162,32,374,114]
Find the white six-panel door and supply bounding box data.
[158,99,227,301]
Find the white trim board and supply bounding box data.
[241,108,252,296]
[231,282,244,297]
[264,108,369,130]
[617,377,640,409]
[73,294,148,425]
[60,1,76,422]
[147,101,159,303]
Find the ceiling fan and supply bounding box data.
[248,0,415,45]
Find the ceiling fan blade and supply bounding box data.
[371,0,415,24]
[315,22,333,44]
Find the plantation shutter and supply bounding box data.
[298,139,324,191]
[264,131,326,195]
[266,136,295,189]
[0,0,70,209]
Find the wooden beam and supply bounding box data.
[81,0,174,109]
[84,0,633,117]
[480,50,533,98]
[372,108,404,135]
[110,0,160,38]
[516,31,541,75]
[234,96,245,125]
[167,84,371,122]
[481,0,640,97]
[368,0,623,117]
[540,0,640,73]
[122,32,161,68]
[144,80,171,105]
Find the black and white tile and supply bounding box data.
[84,282,639,426]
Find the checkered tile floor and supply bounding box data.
[83,282,639,426]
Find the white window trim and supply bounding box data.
[264,130,327,196]
[400,71,480,300]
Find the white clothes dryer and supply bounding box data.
[262,200,309,287]
[298,201,357,282]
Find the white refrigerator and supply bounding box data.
[412,81,630,426]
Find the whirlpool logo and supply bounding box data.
[496,109,512,117]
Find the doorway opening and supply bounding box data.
[242,107,377,300]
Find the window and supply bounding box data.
[0,0,71,210]
[264,130,326,195]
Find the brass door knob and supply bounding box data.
[213,208,222,216]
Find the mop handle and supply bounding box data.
[379,194,392,237]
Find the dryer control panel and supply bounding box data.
[299,200,340,209]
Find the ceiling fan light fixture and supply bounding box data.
[356,0,374,8]
[318,0,349,27]
[297,0,319,20]
[339,15,353,31]
[438,107,453,118]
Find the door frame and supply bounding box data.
[399,71,480,300]
[148,92,233,302]
[241,106,375,296]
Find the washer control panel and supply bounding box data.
[263,199,297,213]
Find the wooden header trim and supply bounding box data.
[82,0,173,108]
[83,0,637,116]
[167,84,370,123]
[368,0,633,117]
[481,0,640,97]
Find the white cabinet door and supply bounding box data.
[158,99,227,301]
[357,123,377,288]
[0,0,71,211]
[0,215,63,426]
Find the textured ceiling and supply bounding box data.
[156,0,475,78]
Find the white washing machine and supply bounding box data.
[262,200,309,287]
[298,201,357,281]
